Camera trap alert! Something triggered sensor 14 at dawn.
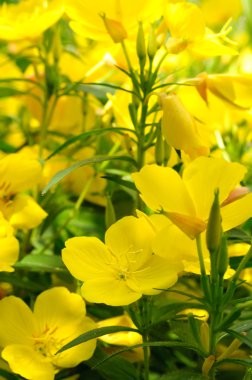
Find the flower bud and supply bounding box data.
[200,322,209,352]
[155,127,164,166]
[136,22,146,65]
[206,190,222,254]
[100,13,127,43]
[217,236,229,277]
[159,93,210,158]
[148,26,157,59]
[105,195,116,229]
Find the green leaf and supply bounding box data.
[57,326,140,354]
[42,155,136,195]
[226,329,252,349]
[0,369,20,380]
[0,140,17,153]
[0,86,27,97]
[45,127,136,160]
[15,254,66,273]
[88,347,139,380]
[214,358,252,369]
[0,273,44,291]
[102,174,137,191]
[92,341,203,369]
[159,370,207,380]
[152,302,204,325]
[226,228,251,244]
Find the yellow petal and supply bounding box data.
[221,192,252,231]
[0,214,19,272]
[164,2,205,39]
[34,287,86,339]
[105,216,155,269]
[183,157,247,221]
[132,164,196,215]
[62,236,112,281]
[4,194,47,229]
[128,255,181,294]
[0,153,42,196]
[2,344,54,380]
[81,278,141,306]
[0,296,36,346]
[54,317,97,368]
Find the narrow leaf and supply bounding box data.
[57,326,140,354]
[42,155,137,195]
[226,329,252,348]
[45,128,136,160]
[15,254,66,273]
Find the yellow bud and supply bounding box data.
[160,93,210,158]
[202,355,215,377]
[206,190,222,254]
[101,13,127,43]
[148,26,157,59]
[200,322,209,352]
[137,22,146,63]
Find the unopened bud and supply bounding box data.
[105,195,116,228]
[217,236,229,277]
[202,355,215,377]
[137,22,146,66]
[206,190,222,254]
[155,127,164,166]
[163,140,171,166]
[101,13,127,43]
[148,26,157,60]
[200,322,209,352]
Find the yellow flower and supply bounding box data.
[164,2,237,57]
[0,287,96,380]
[160,93,211,159]
[65,0,162,42]
[0,213,19,272]
[0,153,47,229]
[0,0,64,41]
[62,215,181,306]
[197,73,252,110]
[132,157,252,239]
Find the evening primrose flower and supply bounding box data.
[0,0,64,41]
[0,287,96,380]
[62,216,181,306]
[197,73,252,110]
[160,93,211,158]
[164,2,237,57]
[132,157,252,239]
[0,153,47,229]
[0,213,19,272]
[65,0,162,42]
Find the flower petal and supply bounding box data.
[81,278,141,306]
[132,165,196,215]
[222,192,252,231]
[33,287,86,338]
[0,296,36,346]
[183,157,247,220]
[62,236,112,281]
[128,255,181,294]
[2,344,54,380]
[3,194,47,229]
[55,317,97,368]
[105,216,155,269]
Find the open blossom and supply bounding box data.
[164,1,237,57]
[132,157,252,239]
[62,215,182,306]
[65,0,163,42]
[0,153,47,229]
[0,0,64,41]
[0,287,97,380]
[0,213,19,272]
